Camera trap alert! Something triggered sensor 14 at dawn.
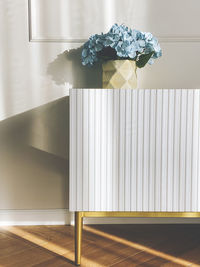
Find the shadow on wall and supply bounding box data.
[27,97,69,160]
[47,46,102,88]
[0,97,69,159]
[0,98,69,209]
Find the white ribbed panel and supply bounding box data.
[70,89,200,212]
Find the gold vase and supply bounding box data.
[102,60,137,89]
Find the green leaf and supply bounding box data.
[136,52,154,68]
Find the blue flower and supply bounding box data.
[81,24,162,67]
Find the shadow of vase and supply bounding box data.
[47,46,102,88]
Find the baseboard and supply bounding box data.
[0,209,72,226]
[1,209,200,226]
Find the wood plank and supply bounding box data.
[111,251,165,267]
[81,241,141,267]
[138,257,170,267]
[32,256,75,267]
[0,247,54,267]
[0,235,33,258]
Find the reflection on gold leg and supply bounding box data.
[75,212,83,266]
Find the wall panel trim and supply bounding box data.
[28,0,200,43]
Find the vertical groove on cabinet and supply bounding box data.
[125,90,131,211]
[100,90,107,210]
[186,91,193,211]
[142,91,145,211]
[184,91,188,211]
[154,90,157,211]
[143,90,150,211]
[70,90,77,211]
[137,91,144,211]
[172,91,175,212]
[131,91,138,211]
[173,90,181,211]
[160,91,163,212]
[105,91,108,211]
[94,90,96,211]
[136,91,139,211]
[166,91,169,211]
[119,90,125,210]
[76,90,83,210]
[155,90,162,211]
[117,91,120,211]
[167,91,174,211]
[191,90,195,211]
[82,90,89,210]
[192,90,199,211]
[198,92,200,211]
[191,91,194,211]
[107,91,113,211]
[149,90,155,211]
[106,92,108,210]
[130,91,133,211]
[112,91,119,211]
[69,90,72,210]
[148,90,152,211]
[178,90,182,212]
[95,90,101,211]
[161,90,168,211]
[88,90,95,211]
[70,89,200,212]
[180,90,186,211]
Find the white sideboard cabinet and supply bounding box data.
[70,89,200,265]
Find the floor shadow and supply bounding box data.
[47,46,102,88]
[85,224,200,261]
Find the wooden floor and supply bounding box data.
[0,224,200,266]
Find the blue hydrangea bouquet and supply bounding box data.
[81,24,162,89]
[82,23,162,67]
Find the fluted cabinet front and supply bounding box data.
[70,89,200,212]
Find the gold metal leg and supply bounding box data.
[75,212,83,266]
[73,211,200,265]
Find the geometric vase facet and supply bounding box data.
[102,60,137,89]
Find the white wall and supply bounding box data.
[0,0,200,224]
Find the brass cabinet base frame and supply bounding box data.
[74,211,200,265]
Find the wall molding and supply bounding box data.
[158,36,200,43]
[28,0,200,44]
[28,0,85,44]
[1,209,200,225]
[29,36,200,43]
